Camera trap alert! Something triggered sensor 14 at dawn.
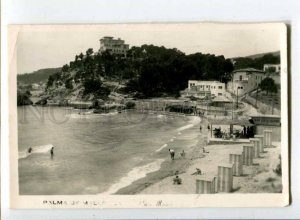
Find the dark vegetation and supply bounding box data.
[45,45,234,99]
[273,155,282,176]
[38,44,279,100]
[259,77,278,95]
[125,101,136,109]
[18,67,62,84]
[17,90,33,106]
[233,53,280,70]
[165,105,195,114]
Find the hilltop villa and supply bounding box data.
[98,36,129,58]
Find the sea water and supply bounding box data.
[18,106,200,195]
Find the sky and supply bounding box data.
[16,23,283,74]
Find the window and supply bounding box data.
[218,86,223,89]
[218,93,222,96]
[240,75,243,81]
[206,85,209,88]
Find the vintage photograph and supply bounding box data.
[10,23,288,207]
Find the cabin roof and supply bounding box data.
[212,96,232,103]
[233,68,265,74]
[208,118,254,126]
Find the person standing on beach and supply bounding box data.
[50,146,54,159]
[199,125,202,132]
[169,149,175,160]
[180,150,185,158]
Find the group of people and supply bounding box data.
[168,149,186,160]
[242,125,255,138]
[199,124,211,132]
[170,122,208,185]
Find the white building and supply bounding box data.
[99,36,129,57]
[186,80,226,98]
[31,83,40,90]
[227,68,266,96]
[263,64,281,73]
[263,64,281,85]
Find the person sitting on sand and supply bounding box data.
[180,150,186,158]
[191,168,202,175]
[173,175,182,185]
[28,147,32,153]
[169,149,175,160]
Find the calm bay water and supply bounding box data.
[18,106,200,195]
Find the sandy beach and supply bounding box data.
[139,139,282,195]
[115,116,209,194]
[114,115,282,195]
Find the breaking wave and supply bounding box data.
[19,144,54,159]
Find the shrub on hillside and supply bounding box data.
[125,101,136,109]
[273,155,282,176]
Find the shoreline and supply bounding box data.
[138,142,282,195]
[114,116,208,195]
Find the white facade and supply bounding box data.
[99,36,129,57]
[31,83,40,90]
[263,64,280,73]
[188,80,226,98]
[264,64,281,85]
[227,68,266,96]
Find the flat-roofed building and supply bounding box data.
[186,80,226,99]
[264,64,281,85]
[263,64,281,73]
[99,36,129,57]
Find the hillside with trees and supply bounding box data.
[44,44,234,100]
[18,67,62,84]
[232,53,280,70]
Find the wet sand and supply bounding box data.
[116,117,209,194]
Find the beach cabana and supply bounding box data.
[211,96,232,108]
